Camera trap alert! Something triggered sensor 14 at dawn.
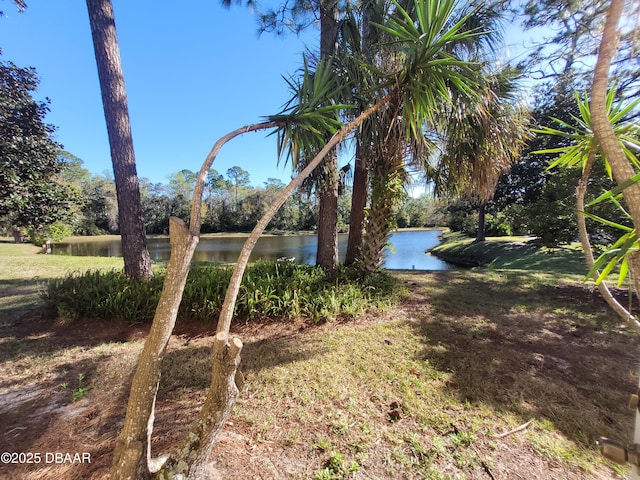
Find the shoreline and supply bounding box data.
[55,227,444,244]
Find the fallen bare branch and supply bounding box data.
[495,419,533,439]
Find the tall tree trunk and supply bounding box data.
[159,97,389,479]
[109,122,276,480]
[316,159,339,272]
[358,147,403,274]
[475,202,486,242]
[345,141,368,265]
[316,0,340,273]
[590,0,640,305]
[346,5,373,267]
[590,2,640,478]
[86,0,152,279]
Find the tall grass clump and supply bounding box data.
[45,260,405,324]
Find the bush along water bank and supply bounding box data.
[45,260,406,324]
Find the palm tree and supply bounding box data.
[590,0,640,300]
[345,0,510,271]
[111,1,487,477]
[434,65,531,242]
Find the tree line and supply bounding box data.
[12,149,446,239]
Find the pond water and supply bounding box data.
[53,229,451,270]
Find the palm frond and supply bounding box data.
[267,57,350,168]
[537,88,640,173]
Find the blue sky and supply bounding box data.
[0,0,318,187]
[0,1,540,190]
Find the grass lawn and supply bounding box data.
[431,232,589,274]
[0,239,637,479]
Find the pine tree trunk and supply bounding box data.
[316,156,339,272]
[86,0,152,279]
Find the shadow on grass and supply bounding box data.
[159,333,329,395]
[433,236,588,275]
[402,270,638,449]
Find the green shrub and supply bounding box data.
[45,269,164,322]
[45,261,404,324]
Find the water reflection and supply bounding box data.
[53,230,451,270]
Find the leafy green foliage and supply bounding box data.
[374,0,480,132]
[269,58,348,169]
[524,168,580,247]
[582,194,638,287]
[0,60,80,236]
[29,220,74,246]
[45,269,164,322]
[535,89,640,173]
[45,260,404,324]
[72,373,89,402]
[537,88,639,279]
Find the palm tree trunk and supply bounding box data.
[316,0,340,273]
[358,150,404,273]
[590,3,640,477]
[109,122,276,480]
[86,0,152,279]
[590,0,640,306]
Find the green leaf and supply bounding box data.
[586,171,640,207]
[579,210,634,232]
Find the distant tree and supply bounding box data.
[396,195,447,228]
[57,151,91,185]
[79,174,119,234]
[139,179,171,235]
[85,0,152,278]
[0,60,79,242]
[263,178,291,230]
[166,169,197,223]
[226,165,250,210]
